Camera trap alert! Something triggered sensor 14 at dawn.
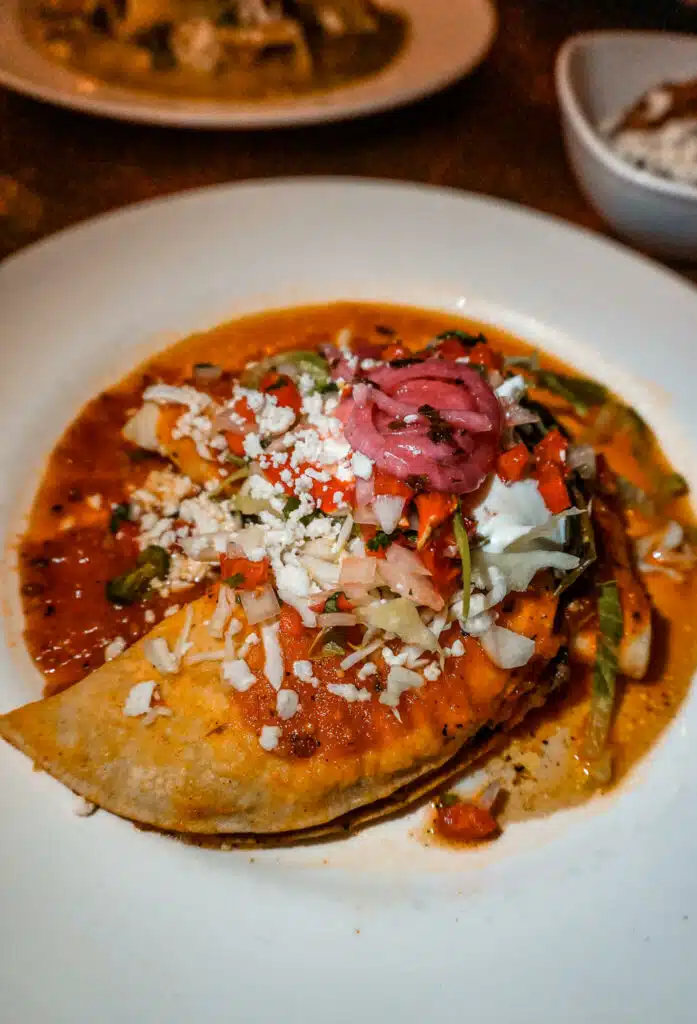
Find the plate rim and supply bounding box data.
[3,176,697,1023]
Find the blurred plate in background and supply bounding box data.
[0,0,496,129]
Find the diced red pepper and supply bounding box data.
[497,442,530,483]
[381,343,409,361]
[223,396,256,457]
[436,338,468,360]
[534,428,568,471]
[263,460,355,514]
[224,430,246,457]
[310,591,354,613]
[372,468,414,500]
[468,342,503,372]
[435,800,499,843]
[415,492,457,550]
[280,603,305,639]
[419,533,460,598]
[535,464,571,513]
[260,371,302,416]
[219,554,270,590]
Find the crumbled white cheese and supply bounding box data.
[164,604,181,618]
[351,451,373,480]
[423,662,442,681]
[223,659,256,692]
[243,433,263,458]
[86,493,103,510]
[447,639,465,658]
[104,636,126,662]
[256,395,296,437]
[123,680,157,717]
[276,689,300,719]
[277,562,310,598]
[259,725,281,751]
[143,383,211,412]
[144,609,156,625]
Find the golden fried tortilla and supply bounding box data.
[0,592,563,839]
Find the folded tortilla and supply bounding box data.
[0,592,564,841]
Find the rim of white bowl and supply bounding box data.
[555,30,697,203]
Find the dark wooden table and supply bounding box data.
[2,0,696,281]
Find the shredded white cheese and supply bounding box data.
[123,681,157,717]
[327,683,372,703]
[222,659,256,692]
[261,621,284,691]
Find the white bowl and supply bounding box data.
[556,31,697,260]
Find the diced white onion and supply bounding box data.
[359,598,439,651]
[373,494,405,534]
[377,559,444,611]
[301,555,341,588]
[333,514,354,555]
[339,556,378,588]
[480,625,535,669]
[355,476,375,507]
[353,504,379,526]
[122,403,162,452]
[318,612,358,627]
[385,543,430,576]
[240,584,280,626]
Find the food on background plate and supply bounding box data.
[3,302,696,846]
[21,0,407,102]
[603,77,697,187]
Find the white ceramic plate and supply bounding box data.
[2,179,696,1022]
[0,0,496,128]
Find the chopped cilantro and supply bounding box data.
[283,496,302,519]
[106,545,170,606]
[435,329,486,348]
[224,573,246,588]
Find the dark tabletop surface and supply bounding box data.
[1,0,696,281]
